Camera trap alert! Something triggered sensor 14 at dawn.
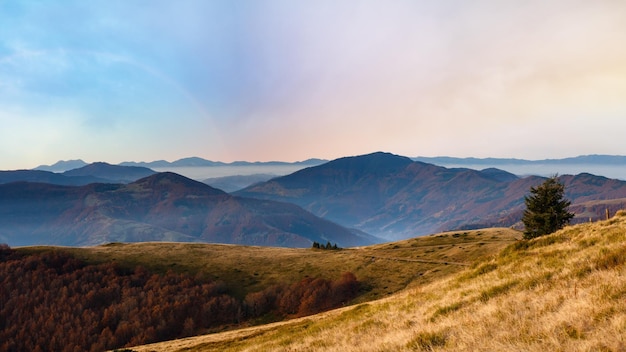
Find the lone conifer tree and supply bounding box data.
[522,176,574,239]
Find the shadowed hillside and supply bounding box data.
[130,212,626,352]
[62,162,156,183]
[237,152,626,240]
[2,163,156,186]
[0,172,369,247]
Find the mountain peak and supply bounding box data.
[34,159,88,172]
[171,157,223,167]
[132,172,226,195]
[322,152,413,175]
[479,168,519,182]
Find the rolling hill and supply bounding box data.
[129,211,626,352]
[34,159,88,172]
[61,162,156,183]
[2,162,156,186]
[0,169,108,186]
[236,152,626,240]
[0,172,371,247]
[4,226,521,351]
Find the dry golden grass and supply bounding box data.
[129,213,626,352]
[21,228,518,302]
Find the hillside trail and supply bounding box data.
[367,255,469,266]
[364,238,512,266]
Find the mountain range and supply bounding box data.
[413,154,626,166]
[5,152,626,247]
[236,152,626,240]
[0,172,371,247]
[34,157,326,174]
[2,162,156,186]
[35,154,626,173]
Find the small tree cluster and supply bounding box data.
[311,241,339,250]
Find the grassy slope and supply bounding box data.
[21,227,518,303]
[130,213,626,352]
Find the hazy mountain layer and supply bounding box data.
[0,172,372,247]
[203,174,277,193]
[3,163,155,186]
[237,152,626,240]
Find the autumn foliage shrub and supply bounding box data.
[244,272,359,317]
[0,245,360,352]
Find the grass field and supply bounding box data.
[127,212,626,352]
[20,227,519,302]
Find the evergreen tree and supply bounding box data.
[522,176,574,239]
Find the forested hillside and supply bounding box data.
[0,245,358,351]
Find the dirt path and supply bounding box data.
[367,255,470,266]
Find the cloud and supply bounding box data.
[1,0,626,167]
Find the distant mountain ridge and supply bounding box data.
[414,154,626,166]
[119,157,327,168]
[0,172,373,247]
[31,154,626,172]
[62,162,156,183]
[30,154,626,177]
[31,157,327,173]
[237,152,626,240]
[0,169,108,186]
[2,162,156,186]
[34,159,88,172]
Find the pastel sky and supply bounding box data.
[2,1,626,169]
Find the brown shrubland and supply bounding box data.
[0,248,359,351]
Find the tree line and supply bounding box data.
[311,241,340,250]
[0,244,359,352]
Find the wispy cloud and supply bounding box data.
[1,0,625,168]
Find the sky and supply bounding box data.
[1,1,626,169]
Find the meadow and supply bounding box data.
[5,228,519,351]
[43,227,519,302]
[129,213,626,352]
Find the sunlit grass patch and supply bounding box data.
[430,301,467,322]
[556,322,586,339]
[406,330,449,351]
[122,216,626,352]
[458,262,498,282]
[594,245,626,270]
[478,279,520,302]
[522,271,554,290]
